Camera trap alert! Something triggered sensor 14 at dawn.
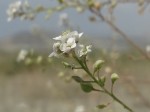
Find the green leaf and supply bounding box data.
[72,76,83,83]
[96,104,107,109]
[80,83,93,93]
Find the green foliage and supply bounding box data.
[80,83,93,93]
[96,104,107,109]
[72,76,94,93]
[72,76,83,83]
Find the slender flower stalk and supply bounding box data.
[49,31,134,112]
[72,53,133,112]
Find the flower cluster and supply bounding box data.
[6,1,35,21]
[49,31,92,58]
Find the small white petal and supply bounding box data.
[67,38,75,46]
[79,32,83,37]
[48,52,55,57]
[71,43,76,48]
[60,43,67,51]
[53,36,62,40]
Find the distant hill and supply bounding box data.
[0,30,149,53]
[0,29,57,52]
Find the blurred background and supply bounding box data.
[0,0,150,112]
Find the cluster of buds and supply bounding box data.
[6,1,35,21]
[49,31,92,58]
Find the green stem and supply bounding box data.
[111,83,114,94]
[73,54,134,112]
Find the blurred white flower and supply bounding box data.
[146,45,150,53]
[49,42,62,57]
[74,105,85,112]
[36,56,43,64]
[6,1,34,21]
[78,45,92,57]
[59,13,70,27]
[104,66,112,74]
[7,1,22,21]
[17,49,28,62]
[76,6,84,13]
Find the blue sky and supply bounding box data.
[1,0,150,39]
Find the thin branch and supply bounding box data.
[93,88,105,93]
[89,8,150,61]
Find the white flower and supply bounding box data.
[17,49,28,62]
[49,42,61,57]
[6,1,34,21]
[60,37,76,53]
[49,31,84,58]
[69,31,83,43]
[78,45,92,57]
[53,31,83,43]
[74,105,85,112]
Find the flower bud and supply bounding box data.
[99,76,106,87]
[93,60,104,73]
[111,73,119,84]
